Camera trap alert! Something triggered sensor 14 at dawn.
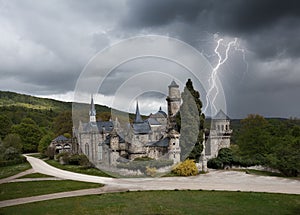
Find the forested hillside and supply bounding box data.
[0,91,112,153]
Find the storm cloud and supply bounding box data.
[0,0,299,118]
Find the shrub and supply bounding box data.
[207,158,223,169]
[145,166,157,177]
[172,159,198,176]
[56,152,71,164]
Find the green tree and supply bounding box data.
[0,115,13,139]
[38,132,55,155]
[11,118,43,153]
[3,133,22,153]
[267,135,300,177]
[178,79,205,160]
[236,114,271,164]
[53,111,72,136]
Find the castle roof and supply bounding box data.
[82,121,114,133]
[169,80,179,88]
[147,117,161,126]
[146,137,170,147]
[52,135,68,142]
[150,107,167,118]
[104,132,125,145]
[134,101,143,123]
[132,121,151,134]
[214,110,230,120]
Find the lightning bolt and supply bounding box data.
[203,36,248,116]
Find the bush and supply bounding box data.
[145,166,157,177]
[207,158,223,169]
[171,159,198,176]
[56,152,71,164]
[0,155,26,167]
[56,153,93,168]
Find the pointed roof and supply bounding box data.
[134,101,143,123]
[52,135,68,142]
[89,94,96,116]
[214,110,230,120]
[169,80,179,88]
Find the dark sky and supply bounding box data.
[0,0,299,118]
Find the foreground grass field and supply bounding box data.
[1,190,299,214]
[0,162,31,179]
[0,180,103,201]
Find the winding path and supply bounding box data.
[1,155,299,208]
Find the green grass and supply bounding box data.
[0,180,103,201]
[1,190,299,214]
[18,173,54,179]
[45,159,113,178]
[0,162,31,179]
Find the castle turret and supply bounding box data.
[166,80,181,130]
[89,95,96,122]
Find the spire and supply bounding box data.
[134,101,143,123]
[89,94,96,122]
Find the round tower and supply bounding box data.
[166,80,181,130]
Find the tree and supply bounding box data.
[0,115,13,139]
[53,111,73,136]
[11,118,43,153]
[3,133,22,153]
[38,132,55,155]
[267,135,300,177]
[178,79,205,160]
[236,114,271,164]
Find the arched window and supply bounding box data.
[98,144,102,160]
[221,125,224,131]
[226,125,228,130]
[85,143,89,156]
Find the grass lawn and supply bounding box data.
[45,159,113,178]
[18,173,54,179]
[0,180,103,201]
[0,162,32,179]
[1,190,299,214]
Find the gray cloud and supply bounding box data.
[0,0,299,118]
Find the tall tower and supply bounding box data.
[134,101,143,123]
[166,80,181,130]
[89,95,96,123]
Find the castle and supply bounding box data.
[74,80,232,169]
[75,80,182,167]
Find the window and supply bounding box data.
[85,143,89,156]
[98,144,102,160]
[173,142,176,145]
[221,125,224,131]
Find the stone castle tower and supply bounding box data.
[166,80,181,130]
